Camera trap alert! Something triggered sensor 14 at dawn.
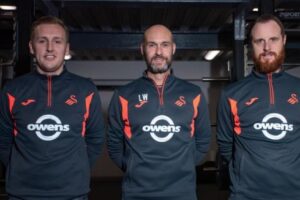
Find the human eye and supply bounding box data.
[270,37,279,43]
[55,40,62,44]
[253,39,264,45]
[146,42,156,48]
[37,39,46,44]
[161,42,171,48]
[54,38,63,44]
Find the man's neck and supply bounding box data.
[37,66,64,76]
[147,70,170,86]
[255,65,282,74]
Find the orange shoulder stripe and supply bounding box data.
[81,92,94,137]
[228,98,241,135]
[190,94,201,137]
[7,93,17,136]
[119,96,132,139]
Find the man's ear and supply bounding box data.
[65,43,70,57]
[283,34,287,45]
[172,42,176,55]
[29,41,34,55]
[140,43,144,56]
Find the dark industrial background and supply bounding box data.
[0,0,300,199]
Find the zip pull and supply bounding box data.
[267,73,275,105]
[148,74,169,106]
[47,76,52,107]
[156,85,164,105]
[153,76,168,106]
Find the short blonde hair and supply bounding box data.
[30,16,69,42]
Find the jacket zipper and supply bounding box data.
[153,75,168,106]
[47,76,52,107]
[154,85,164,105]
[267,73,275,105]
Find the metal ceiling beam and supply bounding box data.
[52,0,250,6]
[69,32,232,50]
[69,31,300,50]
[286,41,300,49]
[36,0,59,16]
[0,0,16,4]
[259,0,274,14]
[76,0,249,1]
[275,0,300,8]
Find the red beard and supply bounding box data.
[253,48,285,73]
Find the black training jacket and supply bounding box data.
[108,73,211,200]
[0,69,105,199]
[217,70,300,200]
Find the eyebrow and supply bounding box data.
[253,36,280,41]
[145,41,172,44]
[35,36,65,40]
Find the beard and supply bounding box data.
[253,48,285,74]
[145,55,172,74]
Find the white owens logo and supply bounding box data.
[253,113,293,140]
[142,115,181,142]
[27,114,70,141]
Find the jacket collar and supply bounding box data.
[251,68,284,79]
[142,69,175,86]
[33,67,68,80]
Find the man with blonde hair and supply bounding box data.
[0,16,105,200]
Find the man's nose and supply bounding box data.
[155,45,162,55]
[47,42,53,51]
[263,40,271,51]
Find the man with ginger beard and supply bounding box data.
[107,24,211,200]
[217,14,300,200]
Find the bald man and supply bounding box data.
[107,24,211,200]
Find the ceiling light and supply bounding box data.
[64,54,72,60]
[0,5,17,11]
[204,50,220,61]
[252,7,259,12]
